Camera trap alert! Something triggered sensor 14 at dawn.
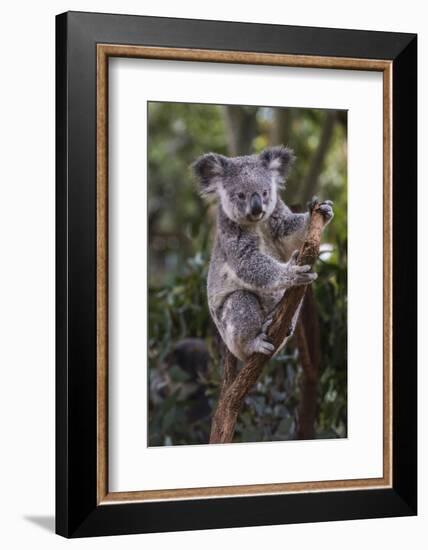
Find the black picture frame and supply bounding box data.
[56,10,417,538]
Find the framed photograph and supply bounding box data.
[56,11,417,538]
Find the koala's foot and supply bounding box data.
[308,196,334,224]
[251,332,275,356]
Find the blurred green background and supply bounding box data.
[148,102,347,446]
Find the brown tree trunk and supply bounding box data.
[209,204,327,444]
[295,286,321,439]
[223,106,258,156]
[301,111,336,203]
[269,108,292,148]
[209,344,238,443]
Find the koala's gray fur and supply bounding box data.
[193,146,333,362]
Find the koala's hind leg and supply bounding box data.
[219,290,275,362]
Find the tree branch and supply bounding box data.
[209,203,327,444]
[295,294,320,440]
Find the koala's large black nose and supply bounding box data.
[250,193,263,216]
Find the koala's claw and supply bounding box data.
[293,264,311,273]
[262,317,273,332]
[318,201,334,221]
[290,249,300,263]
[294,271,318,285]
[252,333,275,356]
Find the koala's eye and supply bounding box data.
[262,190,268,198]
[238,193,245,200]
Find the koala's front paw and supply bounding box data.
[252,333,275,356]
[318,199,334,223]
[291,266,318,286]
[262,316,273,333]
[308,196,334,224]
[285,249,318,287]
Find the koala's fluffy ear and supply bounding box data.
[192,153,229,196]
[260,146,295,180]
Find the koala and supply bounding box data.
[193,146,333,362]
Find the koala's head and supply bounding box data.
[193,146,295,225]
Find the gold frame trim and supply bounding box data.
[96,44,393,505]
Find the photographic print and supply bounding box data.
[148,101,348,446]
